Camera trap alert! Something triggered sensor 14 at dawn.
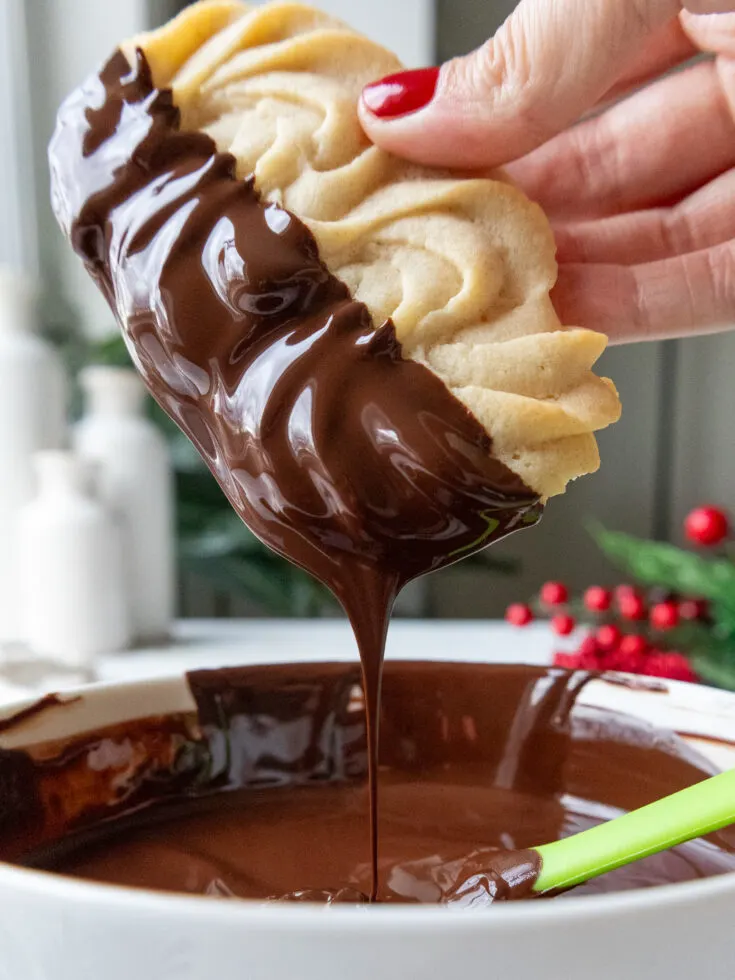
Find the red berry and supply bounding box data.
[644,652,697,683]
[604,648,645,675]
[596,624,622,651]
[540,581,569,606]
[618,593,646,621]
[650,602,680,631]
[619,634,648,657]
[679,598,709,622]
[554,650,601,672]
[583,586,612,613]
[684,506,730,547]
[578,635,599,657]
[615,584,639,602]
[506,603,533,627]
[551,614,576,636]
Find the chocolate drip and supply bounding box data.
[49,50,540,895]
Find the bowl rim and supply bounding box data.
[3,847,735,929]
[1,663,735,924]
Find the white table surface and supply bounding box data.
[0,620,558,704]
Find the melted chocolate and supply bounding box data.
[49,49,540,895]
[4,664,734,904]
[445,848,541,907]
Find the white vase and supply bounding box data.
[74,365,175,644]
[0,266,67,644]
[18,451,131,666]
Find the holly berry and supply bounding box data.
[554,651,580,670]
[554,649,601,671]
[578,635,600,657]
[583,586,612,613]
[619,635,646,658]
[506,603,533,627]
[644,652,697,683]
[604,648,645,674]
[684,506,730,547]
[615,584,639,602]
[540,581,569,606]
[618,593,646,621]
[551,614,576,636]
[596,624,622,651]
[650,602,680,631]
[679,598,709,622]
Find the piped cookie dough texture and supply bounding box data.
[124,0,621,499]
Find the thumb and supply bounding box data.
[359,0,682,169]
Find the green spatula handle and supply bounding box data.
[534,767,735,894]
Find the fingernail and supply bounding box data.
[362,67,439,119]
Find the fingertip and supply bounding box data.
[361,67,439,120]
[357,81,462,167]
[357,51,556,170]
[358,67,450,166]
[358,93,523,170]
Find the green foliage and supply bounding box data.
[683,631,735,690]
[591,525,735,615]
[89,334,134,368]
[176,467,333,616]
[591,523,735,687]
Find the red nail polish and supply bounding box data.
[362,67,439,119]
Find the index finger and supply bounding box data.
[360,0,692,170]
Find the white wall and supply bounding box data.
[24,0,154,337]
[248,0,434,65]
[293,0,435,66]
[0,1,38,276]
[671,332,735,538]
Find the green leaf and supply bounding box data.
[655,622,735,690]
[180,511,265,561]
[463,552,520,576]
[90,334,132,367]
[591,525,735,614]
[690,649,735,691]
[175,470,234,520]
[183,555,296,616]
[712,604,735,641]
[290,574,330,617]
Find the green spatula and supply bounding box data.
[532,767,735,894]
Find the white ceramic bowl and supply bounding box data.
[1,665,735,980]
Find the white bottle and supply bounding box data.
[18,451,131,666]
[74,366,175,643]
[0,266,67,644]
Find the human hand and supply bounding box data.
[359,1,735,343]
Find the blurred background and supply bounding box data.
[0,0,733,635]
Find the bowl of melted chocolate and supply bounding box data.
[1,659,735,980]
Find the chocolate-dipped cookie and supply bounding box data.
[121,0,621,499]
